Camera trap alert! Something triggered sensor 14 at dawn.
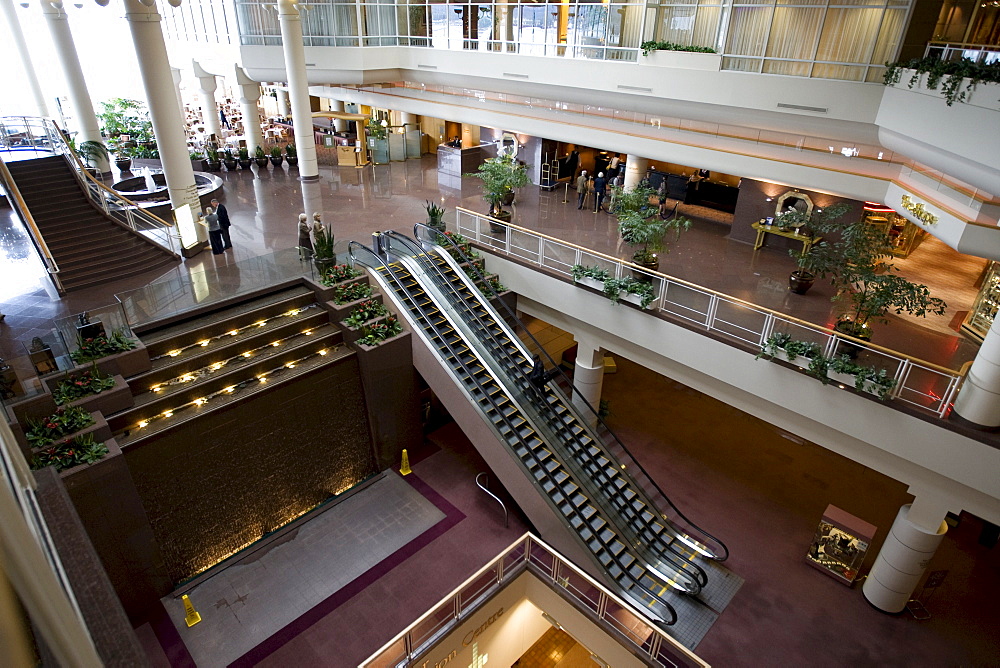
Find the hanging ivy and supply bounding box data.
[883,57,1000,106]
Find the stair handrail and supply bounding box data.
[414,223,730,562]
[475,472,509,528]
[42,120,179,256]
[387,229,708,592]
[0,152,62,287]
[349,239,680,625]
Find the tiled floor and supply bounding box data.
[0,153,984,375]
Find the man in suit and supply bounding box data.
[210,198,233,250]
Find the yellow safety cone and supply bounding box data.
[182,594,202,627]
[400,448,412,476]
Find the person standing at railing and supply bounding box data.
[211,198,232,250]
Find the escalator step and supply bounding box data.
[573,494,590,510]
[609,540,626,557]
[599,527,615,544]
[541,480,556,494]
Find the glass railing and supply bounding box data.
[925,42,1000,65]
[114,244,352,329]
[359,532,709,668]
[455,208,964,419]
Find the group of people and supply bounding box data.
[575,170,624,213]
[297,212,327,260]
[203,198,232,255]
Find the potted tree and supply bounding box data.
[222,148,238,171]
[467,154,529,231]
[425,200,446,231]
[254,145,269,167]
[785,203,850,295]
[237,146,252,169]
[615,184,690,274]
[77,140,109,174]
[312,223,336,274]
[270,146,284,167]
[805,209,947,343]
[285,143,298,167]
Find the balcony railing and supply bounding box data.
[925,42,1000,65]
[359,532,709,668]
[455,208,964,419]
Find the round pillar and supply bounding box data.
[170,67,185,117]
[954,315,1000,427]
[301,179,323,227]
[123,0,203,233]
[277,0,318,180]
[399,112,418,128]
[41,1,108,172]
[862,503,947,613]
[193,60,222,141]
[275,88,290,119]
[622,155,648,190]
[2,0,49,117]
[571,339,604,425]
[328,100,347,132]
[234,66,265,154]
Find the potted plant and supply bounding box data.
[425,200,446,231]
[237,146,252,169]
[270,145,284,167]
[285,143,298,167]
[205,148,222,172]
[804,206,947,342]
[312,223,336,273]
[222,148,238,171]
[113,145,133,172]
[189,151,206,171]
[571,264,611,290]
[467,154,529,231]
[254,145,269,167]
[77,140,109,173]
[616,184,691,274]
[31,433,109,473]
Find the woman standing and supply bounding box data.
[297,213,312,260]
[205,207,225,255]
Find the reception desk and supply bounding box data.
[437,144,486,178]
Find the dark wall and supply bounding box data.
[730,178,866,252]
[899,0,945,60]
[124,357,377,584]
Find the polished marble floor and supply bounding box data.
[0,154,984,373]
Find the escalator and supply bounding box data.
[383,230,717,598]
[350,240,683,626]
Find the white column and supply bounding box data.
[572,337,604,426]
[40,1,109,173]
[275,88,290,118]
[277,0,318,180]
[328,99,347,132]
[862,492,951,614]
[123,0,203,236]
[170,67,185,118]
[193,60,222,142]
[622,155,649,190]
[399,112,417,128]
[1,0,49,117]
[302,179,323,228]
[234,66,264,154]
[953,316,1000,427]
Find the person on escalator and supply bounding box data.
[529,355,558,388]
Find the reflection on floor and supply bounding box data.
[514,627,595,667]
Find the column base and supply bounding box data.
[298,174,320,182]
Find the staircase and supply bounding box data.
[6,156,179,292]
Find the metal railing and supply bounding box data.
[925,42,1000,65]
[475,473,508,529]
[359,532,709,668]
[455,208,965,419]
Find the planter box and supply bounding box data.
[75,340,151,379]
[57,437,120,480]
[26,412,112,456]
[43,375,134,417]
[777,349,812,370]
[574,276,606,291]
[339,315,390,344]
[642,50,722,72]
[889,69,1000,112]
[325,290,381,323]
[311,276,369,304]
[621,292,653,310]
[353,330,408,353]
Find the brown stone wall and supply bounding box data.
[123,356,378,583]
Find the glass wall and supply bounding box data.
[220,0,910,80]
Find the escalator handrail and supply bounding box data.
[349,240,680,625]
[385,230,708,591]
[412,222,730,562]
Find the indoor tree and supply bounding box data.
[467,154,529,226]
[803,207,946,339]
[614,184,690,272]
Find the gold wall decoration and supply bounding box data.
[900,195,938,225]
